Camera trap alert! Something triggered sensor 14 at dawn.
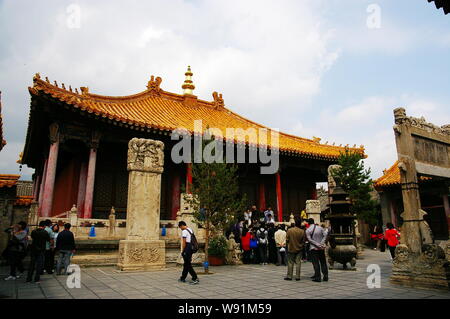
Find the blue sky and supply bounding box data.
[0,0,449,181]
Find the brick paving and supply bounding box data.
[1,249,449,299]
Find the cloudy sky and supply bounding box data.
[0,0,449,181]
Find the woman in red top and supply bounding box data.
[241,228,252,264]
[384,223,400,259]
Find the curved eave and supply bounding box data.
[27,77,365,162]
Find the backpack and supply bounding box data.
[258,230,267,244]
[186,229,199,253]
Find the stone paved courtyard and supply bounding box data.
[1,249,449,299]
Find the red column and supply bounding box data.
[186,163,193,194]
[171,173,181,220]
[311,185,317,200]
[32,174,40,201]
[258,181,266,211]
[276,172,283,222]
[41,141,59,217]
[83,148,97,219]
[38,158,48,215]
[443,194,450,232]
[76,161,88,217]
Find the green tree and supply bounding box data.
[330,149,378,224]
[184,136,246,272]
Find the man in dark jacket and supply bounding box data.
[284,216,306,281]
[55,223,76,275]
[26,221,50,283]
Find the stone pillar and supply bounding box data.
[305,200,321,225]
[76,161,87,217]
[41,123,60,217]
[118,138,166,271]
[276,171,283,222]
[32,174,40,201]
[28,201,39,228]
[83,132,100,219]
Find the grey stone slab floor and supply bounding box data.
[0,249,449,299]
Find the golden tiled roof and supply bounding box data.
[15,195,33,206]
[0,174,20,188]
[374,161,432,189]
[28,73,365,160]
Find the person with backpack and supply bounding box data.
[306,218,329,282]
[249,228,259,264]
[4,222,28,281]
[26,221,51,283]
[241,227,252,264]
[256,223,268,265]
[178,221,199,285]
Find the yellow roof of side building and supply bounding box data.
[28,73,365,160]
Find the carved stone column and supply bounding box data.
[83,131,101,219]
[305,200,321,225]
[118,138,166,271]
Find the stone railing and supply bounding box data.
[32,205,206,243]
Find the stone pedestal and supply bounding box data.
[391,244,450,290]
[305,200,321,224]
[118,138,166,271]
[118,240,166,271]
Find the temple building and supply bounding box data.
[374,161,450,240]
[21,68,364,221]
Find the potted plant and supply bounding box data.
[207,235,227,266]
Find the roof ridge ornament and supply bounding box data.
[147,75,162,95]
[212,91,224,109]
[182,66,195,95]
[80,87,89,95]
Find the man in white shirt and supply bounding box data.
[275,224,287,266]
[178,221,199,284]
[264,207,274,222]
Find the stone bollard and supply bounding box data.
[69,205,78,236]
[118,138,166,271]
[108,207,116,238]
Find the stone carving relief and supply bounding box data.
[305,200,321,212]
[122,246,163,264]
[327,165,341,189]
[127,138,164,173]
[394,107,450,136]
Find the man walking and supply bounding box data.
[55,223,76,275]
[306,218,329,282]
[178,221,199,284]
[26,221,50,283]
[284,217,305,281]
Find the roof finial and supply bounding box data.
[182,65,195,95]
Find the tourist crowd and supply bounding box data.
[2,220,76,283]
[227,205,330,282]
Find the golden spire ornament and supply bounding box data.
[182,66,195,95]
